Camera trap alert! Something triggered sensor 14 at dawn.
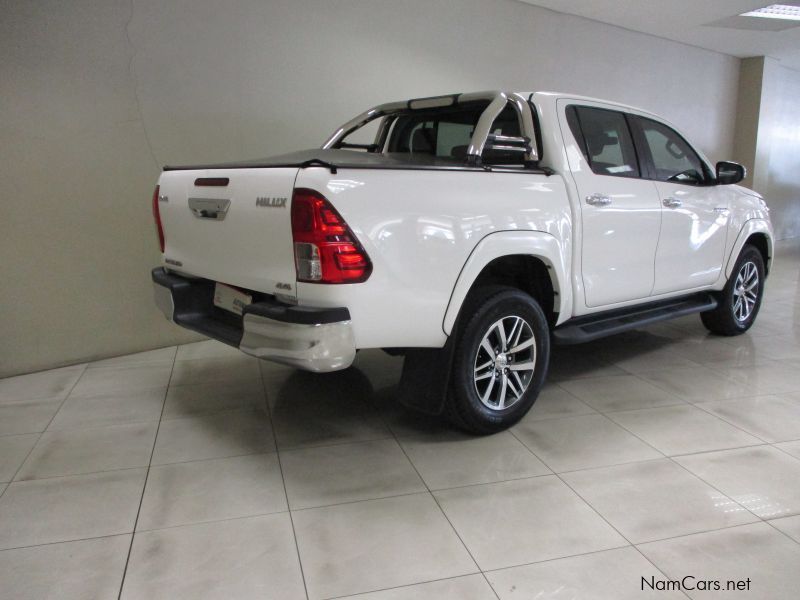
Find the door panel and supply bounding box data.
[559,101,662,308]
[653,182,730,293]
[631,116,729,294]
[580,179,662,306]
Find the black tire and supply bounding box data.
[701,244,765,336]
[446,286,550,434]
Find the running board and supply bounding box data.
[552,293,718,345]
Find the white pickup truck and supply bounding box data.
[151,90,773,433]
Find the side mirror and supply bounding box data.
[716,161,745,185]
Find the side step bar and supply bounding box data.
[552,293,718,345]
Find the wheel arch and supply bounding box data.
[745,233,771,274]
[442,231,569,336]
[725,219,774,278]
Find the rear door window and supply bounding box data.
[566,105,640,178]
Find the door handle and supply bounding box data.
[586,193,612,206]
[663,197,682,209]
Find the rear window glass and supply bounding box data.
[387,104,524,164]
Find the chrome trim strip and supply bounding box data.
[465,92,509,160]
[510,93,538,162]
[153,282,175,321]
[240,314,356,372]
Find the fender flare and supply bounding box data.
[442,230,570,336]
[725,219,774,278]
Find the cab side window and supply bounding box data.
[636,117,707,185]
[566,105,640,178]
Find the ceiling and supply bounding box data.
[519,1,800,70]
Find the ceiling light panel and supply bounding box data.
[740,4,800,21]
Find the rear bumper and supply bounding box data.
[151,267,355,372]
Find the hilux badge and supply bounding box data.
[256,196,287,208]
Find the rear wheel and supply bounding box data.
[447,287,550,434]
[701,245,765,336]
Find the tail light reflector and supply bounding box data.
[152,185,165,253]
[291,188,371,284]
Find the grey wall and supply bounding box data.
[734,56,800,240]
[732,57,800,241]
[762,61,800,240]
[1,0,741,376]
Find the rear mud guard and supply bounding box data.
[397,335,456,415]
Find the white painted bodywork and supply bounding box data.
[156,91,773,356]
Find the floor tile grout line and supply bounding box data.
[519,430,684,596]
[288,488,431,514]
[633,520,783,548]
[85,360,176,372]
[37,363,89,433]
[0,531,134,554]
[770,441,800,462]
[515,409,670,474]
[4,450,279,487]
[2,364,90,495]
[763,518,800,548]
[381,416,497,598]
[552,471,709,599]
[80,345,178,371]
[320,573,486,600]
[507,423,711,593]
[692,394,800,443]
[258,358,311,600]
[674,400,774,444]
[115,352,177,600]
[132,507,292,535]
[666,454,765,522]
[277,434,398,455]
[10,465,153,485]
[606,413,768,524]
[368,403,494,592]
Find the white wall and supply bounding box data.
[1,0,741,376]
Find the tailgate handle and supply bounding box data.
[188,198,231,220]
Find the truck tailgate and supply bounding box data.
[157,168,298,298]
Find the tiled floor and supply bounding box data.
[1,241,799,599]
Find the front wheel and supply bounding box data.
[701,244,765,336]
[447,287,550,434]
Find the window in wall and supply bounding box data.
[567,105,640,178]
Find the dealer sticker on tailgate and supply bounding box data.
[213,282,252,316]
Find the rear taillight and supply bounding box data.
[291,188,371,284]
[152,185,165,253]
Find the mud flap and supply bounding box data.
[397,335,456,415]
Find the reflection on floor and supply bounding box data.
[1,240,799,599]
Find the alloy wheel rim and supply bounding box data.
[473,315,536,411]
[732,261,759,322]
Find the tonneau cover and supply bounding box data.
[163,149,548,173]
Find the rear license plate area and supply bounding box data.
[213,282,252,316]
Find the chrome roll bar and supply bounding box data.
[322,90,538,163]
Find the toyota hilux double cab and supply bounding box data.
[151,90,773,433]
